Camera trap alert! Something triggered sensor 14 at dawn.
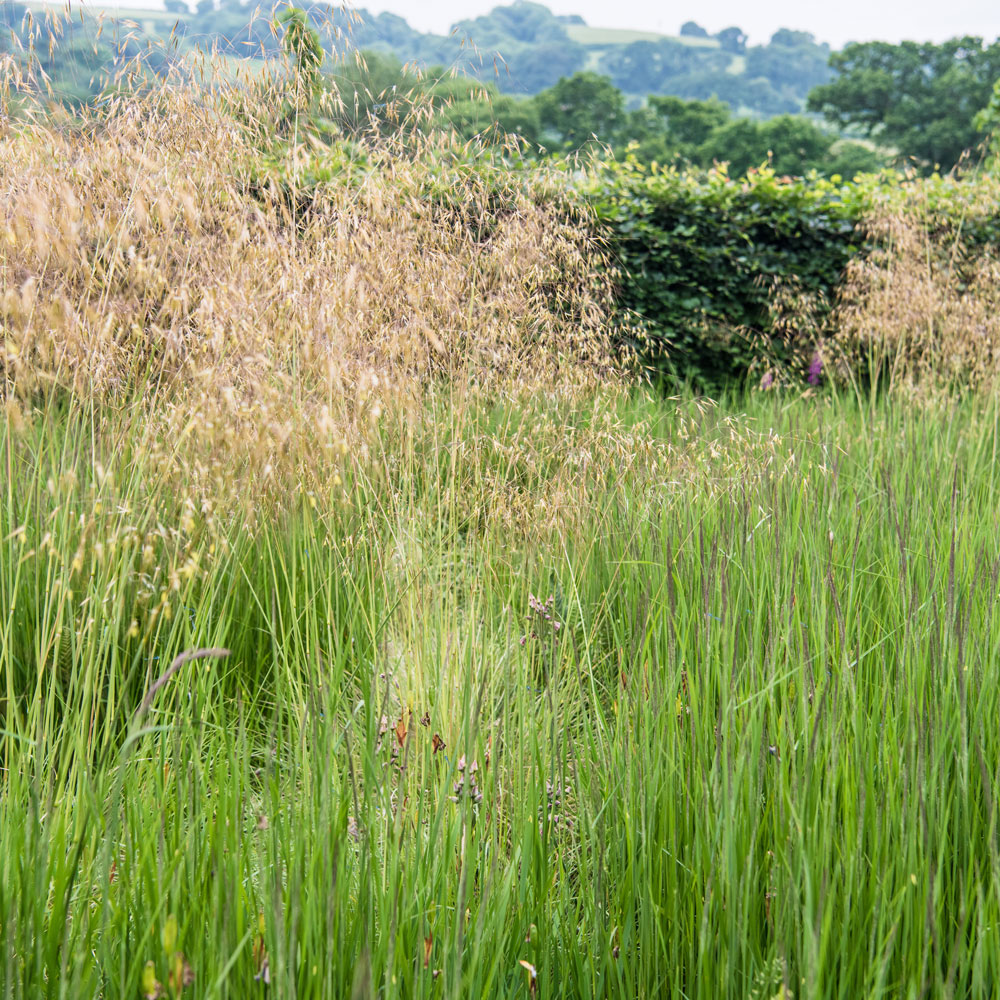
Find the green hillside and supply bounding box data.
[565,25,691,46]
[16,0,833,113]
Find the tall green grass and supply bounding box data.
[3,388,1000,998]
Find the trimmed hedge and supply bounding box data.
[250,137,1000,389]
[585,162,872,386]
[585,160,1000,387]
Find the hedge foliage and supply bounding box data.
[585,160,1000,387]
[251,134,1000,389]
[584,163,869,385]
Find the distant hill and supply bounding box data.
[17,0,834,115]
[311,3,834,112]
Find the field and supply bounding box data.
[3,66,1000,1000]
[25,1,179,32]
[565,25,724,49]
[565,25,737,97]
[566,25,676,46]
[6,385,1000,998]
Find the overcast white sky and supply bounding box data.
[357,0,1000,47]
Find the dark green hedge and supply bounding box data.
[249,139,1000,389]
[585,163,872,386]
[584,161,1000,388]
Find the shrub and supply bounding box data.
[584,160,872,387]
[585,159,1000,389]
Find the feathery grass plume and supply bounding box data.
[831,175,1000,399]
[1,21,640,528]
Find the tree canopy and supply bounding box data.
[502,73,884,178]
[807,38,1000,170]
[534,72,626,149]
[975,78,1000,152]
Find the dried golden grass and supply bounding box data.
[832,185,1000,398]
[0,28,812,566]
[0,65,636,520]
[754,178,1000,398]
[1,101,618,390]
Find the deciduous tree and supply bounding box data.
[807,38,1000,169]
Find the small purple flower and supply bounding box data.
[759,371,775,390]
[807,353,822,386]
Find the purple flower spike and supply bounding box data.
[807,353,822,386]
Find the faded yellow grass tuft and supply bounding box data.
[1,34,803,572]
[0,70,637,519]
[832,184,1000,398]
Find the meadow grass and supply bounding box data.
[3,47,1000,999]
[4,386,1000,999]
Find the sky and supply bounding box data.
[355,0,1000,48]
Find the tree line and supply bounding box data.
[3,0,1000,175]
[320,42,1000,177]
